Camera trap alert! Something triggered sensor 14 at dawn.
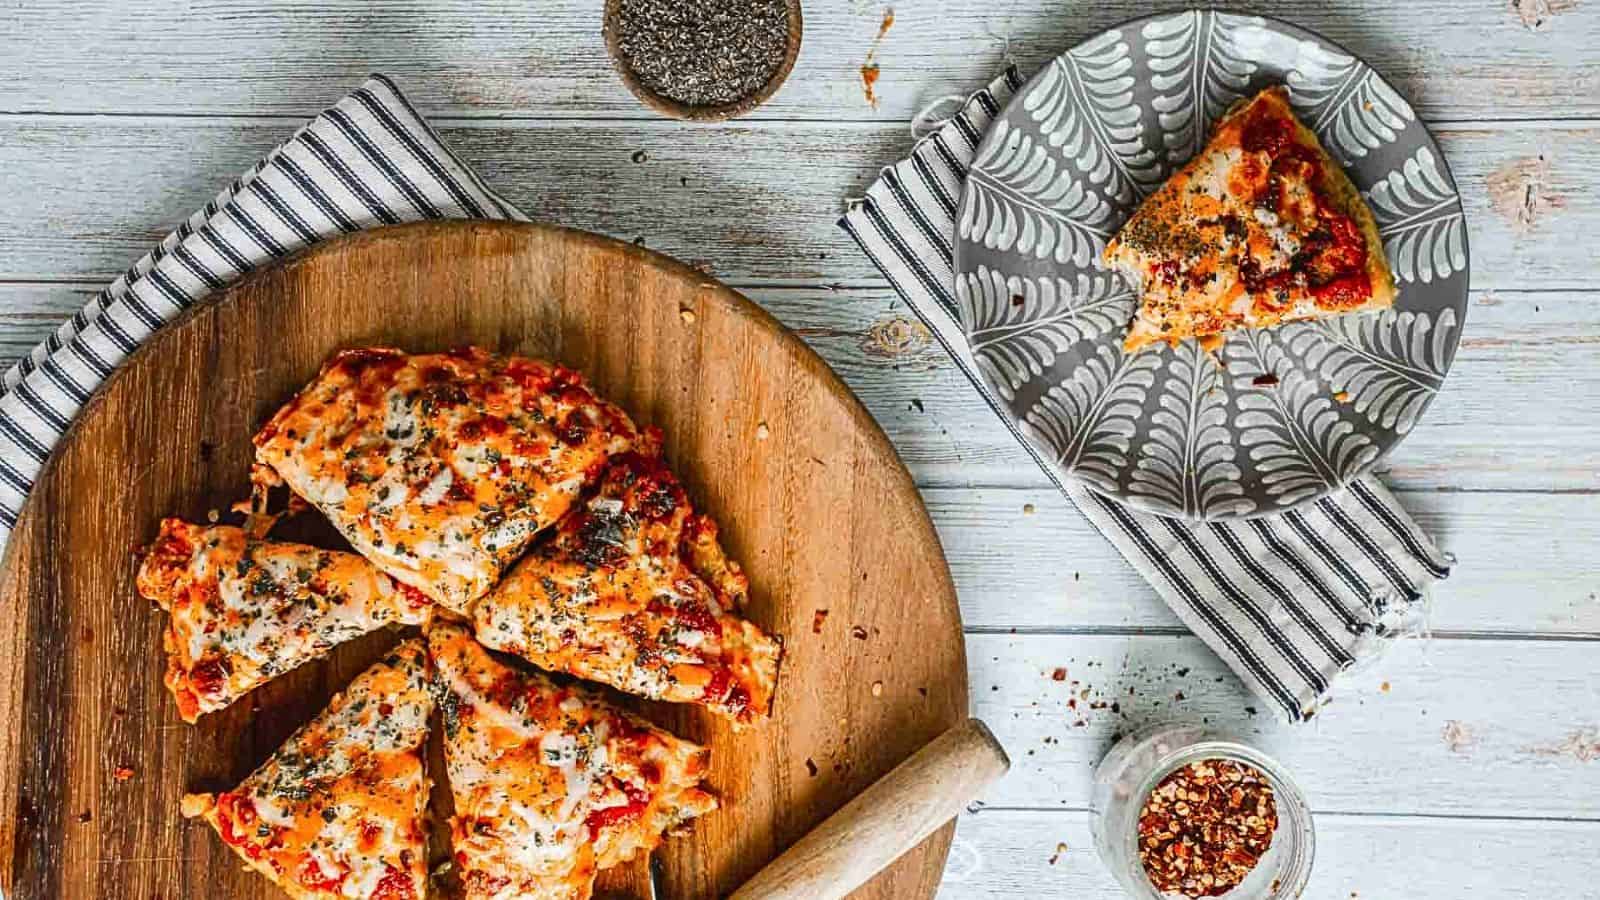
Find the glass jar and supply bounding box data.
[1089,723,1314,899]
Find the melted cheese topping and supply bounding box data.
[182,640,433,900]
[428,622,717,900]
[253,347,637,614]
[1103,86,1393,352]
[471,450,782,727]
[135,519,430,722]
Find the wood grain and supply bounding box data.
[1,119,1596,295]
[5,1,1600,895]
[731,719,1009,900]
[1,1,1594,121]
[3,287,1596,637]
[936,810,1600,899]
[4,285,1598,498]
[966,633,1600,818]
[0,222,968,900]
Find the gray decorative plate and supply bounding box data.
[953,11,1469,520]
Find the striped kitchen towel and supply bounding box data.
[840,69,1454,722]
[0,75,523,543]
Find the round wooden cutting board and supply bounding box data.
[0,222,967,900]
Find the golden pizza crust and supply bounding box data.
[1105,86,1396,353]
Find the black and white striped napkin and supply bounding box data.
[0,75,523,540]
[841,69,1453,721]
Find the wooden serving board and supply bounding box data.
[0,222,967,900]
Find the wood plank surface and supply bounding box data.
[936,811,1600,899]
[931,487,1600,634]
[0,119,1596,294]
[5,1,1600,896]
[3,285,1595,636]
[7,284,1597,497]
[0,223,966,900]
[965,633,1600,818]
[2,1,1594,121]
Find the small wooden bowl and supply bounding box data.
[602,0,803,122]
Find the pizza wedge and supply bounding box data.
[181,639,433,900]
[253,346,638,614]
[136,519,431,722]
[471,440,782,727]
[428,620,717,900]
[1104,86,1396,353]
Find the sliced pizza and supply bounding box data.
[472,441,781,726]
[1104,85,1397,353]
[253,346,638,614]
[181,638,433,900]
[428,621,717,900]
[136,518,431,723]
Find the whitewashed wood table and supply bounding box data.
[3,2,1598,897]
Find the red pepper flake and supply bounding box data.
[859,7,894,108]
[113,766,136,782]
[812,609,830,633]
[1252,373,1280,387]
[1137,759,1278,897]
[851,625,868,640]
[1050,668,1068,682]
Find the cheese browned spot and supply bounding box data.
[136,519,431,723]
[253,346,638,614]
[471,435,782,727]
[428,621,717,900]
[1104,86,1397,353]
[182,639,433,900]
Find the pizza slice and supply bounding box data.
[253,346,638,614]
[1104,85,1397,353]
[471,438,781,727]
[428,621,717,900]
[181,638,433,900]
[136,518,431,723]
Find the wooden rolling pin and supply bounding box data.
[728,718,1010,900]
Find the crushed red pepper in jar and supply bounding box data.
[1137,759,1277,897]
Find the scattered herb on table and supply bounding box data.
[1137,759,1278,897]
[614,0,790,109]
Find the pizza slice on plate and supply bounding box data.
[428,620,717,900]
[1104,86,1397,353]
[182,638,433,900]
[136,519,431,722]
[253,346,638,614]
[471,436,782,727]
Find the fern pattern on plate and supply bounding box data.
[1128,342,1256,519]
[1289,308,1458,434]
[1365,147,1468,284]
[1142,11,1261,169]
[1022,344,1159,493]
[1022,30,1162,206]
[960,118,1116,265]
[960,265,1136,401]
[1285,39,1415,164]
[1228,329,1380,507]
[952,12,1468,519]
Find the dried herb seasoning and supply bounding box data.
[1137,758,1278,897]
[613,0,790,109]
